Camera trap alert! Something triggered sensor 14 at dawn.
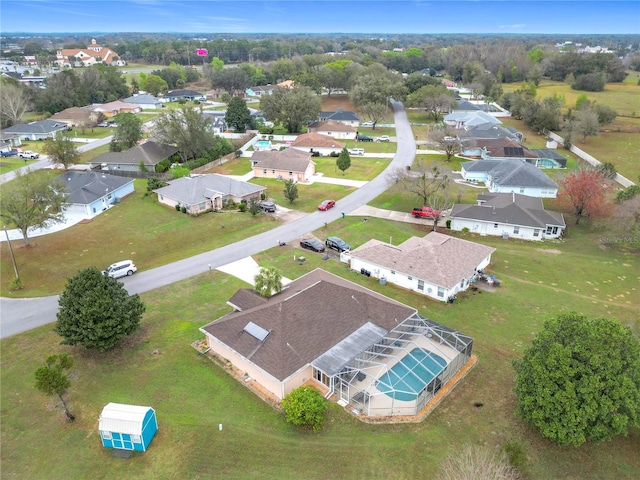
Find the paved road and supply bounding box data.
[0,100,415,338]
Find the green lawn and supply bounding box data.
[1,215,638,479]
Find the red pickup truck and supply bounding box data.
[412,206,441,218]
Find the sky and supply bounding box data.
[1,1,639,35]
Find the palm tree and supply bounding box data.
[254,266,283,297]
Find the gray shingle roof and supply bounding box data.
[530,148,568,167]
[450,192,565,228]
[123,94,162,105]
[488,159,558,189]
[2,119,69,135]
[56,171,133,205]
[319,109,360,122]
[91,141,178,167]
[153,173,265,205]
[350,232,496,289]
[201,269,416,381]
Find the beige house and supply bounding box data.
[56,39,125,67]
[308,119,357,140]
[289,132,345,157]
[92,101,141,117]
[200,269,474,417]
[50,107,100,129]
[251,148,315,183]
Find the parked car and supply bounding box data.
[376,135,391,142]
[356,134,373,142]
[18,151,39,159]
[102,260,137,279]
[258,200,276,212]
[360,121,374,127]
[318,200,336,211]
[325,236,350,252]
[348,148,365,156]
[1,150,18,157]
[97,122,109,127]
[300,238,325,252]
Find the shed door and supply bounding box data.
[121,433,134,450]
[111,432,123,449]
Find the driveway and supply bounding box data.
[0,100,416,338]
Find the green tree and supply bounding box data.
[573,108,600,143]
[254,266,283,298]
[0,170,68,246]
[248,196,261,216]
[147,176,167,192]
[283,179,299,204]
[260,85,321,133]
[405,84,457,122]
[336,148,351,176]
[112,112,143,149]
[153,104,216,162]
[55,267,146,351]
[42,130,79,170]
[141,74,169,96]
[350,64,405,128]
[513,312,640,446]
[34,353,76,421]
[281,386,328,432]
[225,97,255,132]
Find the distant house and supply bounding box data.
[153,173,265,214]
[450,192,566,241]
[318,109,360,127]
[461,159,559,198]
[0,132,23,153]
[89,141,178,173]
[92,101,141,117]
[289,132,345,157]
[444,111,501,129]
[251,148,316,183]
[162,89,205,102]
[307,119,357,140]
[50,107,100,129]
[99,403,157,452]
[57,171,135,218]
[57,39,125,68]
[1,119,69,141]
[202,111,227,134]
[348,232,496,302]
[245,85,275,97]
[462,138,539,162]
[200,268,475,418]
[123,94,163,110]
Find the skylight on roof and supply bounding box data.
[243,321,270,341]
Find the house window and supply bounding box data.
[460,279,465,288]
[546,226,558,235]
[199,202,206,210]
[533,229,540,237]
[408,276,412,281]
[272,170,275,174]
[494,223,498,228]
[513,226,520,234]
[160,195,163,200]
[102,431,112,440]
[520,187,525,193]
[391,270,395,275]
[418,280,424,291]
[263,169,267,174]
[289,171,293,176]
[437,287,445,298]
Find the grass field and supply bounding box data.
[1,214,639,479]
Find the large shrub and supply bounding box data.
[282,386,328,432]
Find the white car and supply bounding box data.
[376,135,391,142]
[102,260,137,279]
[18,150,39,159]
[348,148,365,156]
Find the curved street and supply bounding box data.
[0,100,416,338]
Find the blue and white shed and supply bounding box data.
[98,403,157,452]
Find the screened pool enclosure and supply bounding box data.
[311,313,473,417]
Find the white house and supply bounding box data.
[450,192,566,241]
[56,171,135,218]
[348,232,496,302]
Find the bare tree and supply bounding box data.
[428,127,463,162]
[389,159,451,208]
[0,80,32,128]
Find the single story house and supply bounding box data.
[99,403,157,452]
[318,109,360,127]
[89,141,178,173]
[162,89,205,102]
[202,111,227,134]
[200,268,474,417]
[348,232,495,302]
[245,85,275,97]
[0,132,22,152]
[123,94,163,110]
[457,123,522,142]
[307,119,357,140]
[57,171,135,218]
[289,132,345,157]
[49,107,101,129]
[251,148,315,183]
[462,138,539,163]
[92,101,141,117]
[461,159,559,198]
[1,119,69,141]
[154,173,265,214]
[444,111,501,129]
[450,192,566,240]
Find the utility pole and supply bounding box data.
[3,226,20,281]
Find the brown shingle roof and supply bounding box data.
[227,288,268,311]
[350,232,496,289]
[251,148,313,173]
[290,132,345,149]
[201,269,416,381]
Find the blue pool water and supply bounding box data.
[376,348,447,401]
[255,140,271,148]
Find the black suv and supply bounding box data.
[325,236,351,252]
[259,201,276,212]
[356,134,374,142]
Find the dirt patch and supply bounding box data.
[536,248,561,254]
[321,94,355,112]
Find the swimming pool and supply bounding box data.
[254,140,272,150]
[376,348,447,401]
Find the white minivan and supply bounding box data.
[348,148,365,156]
[102,260,137,279]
